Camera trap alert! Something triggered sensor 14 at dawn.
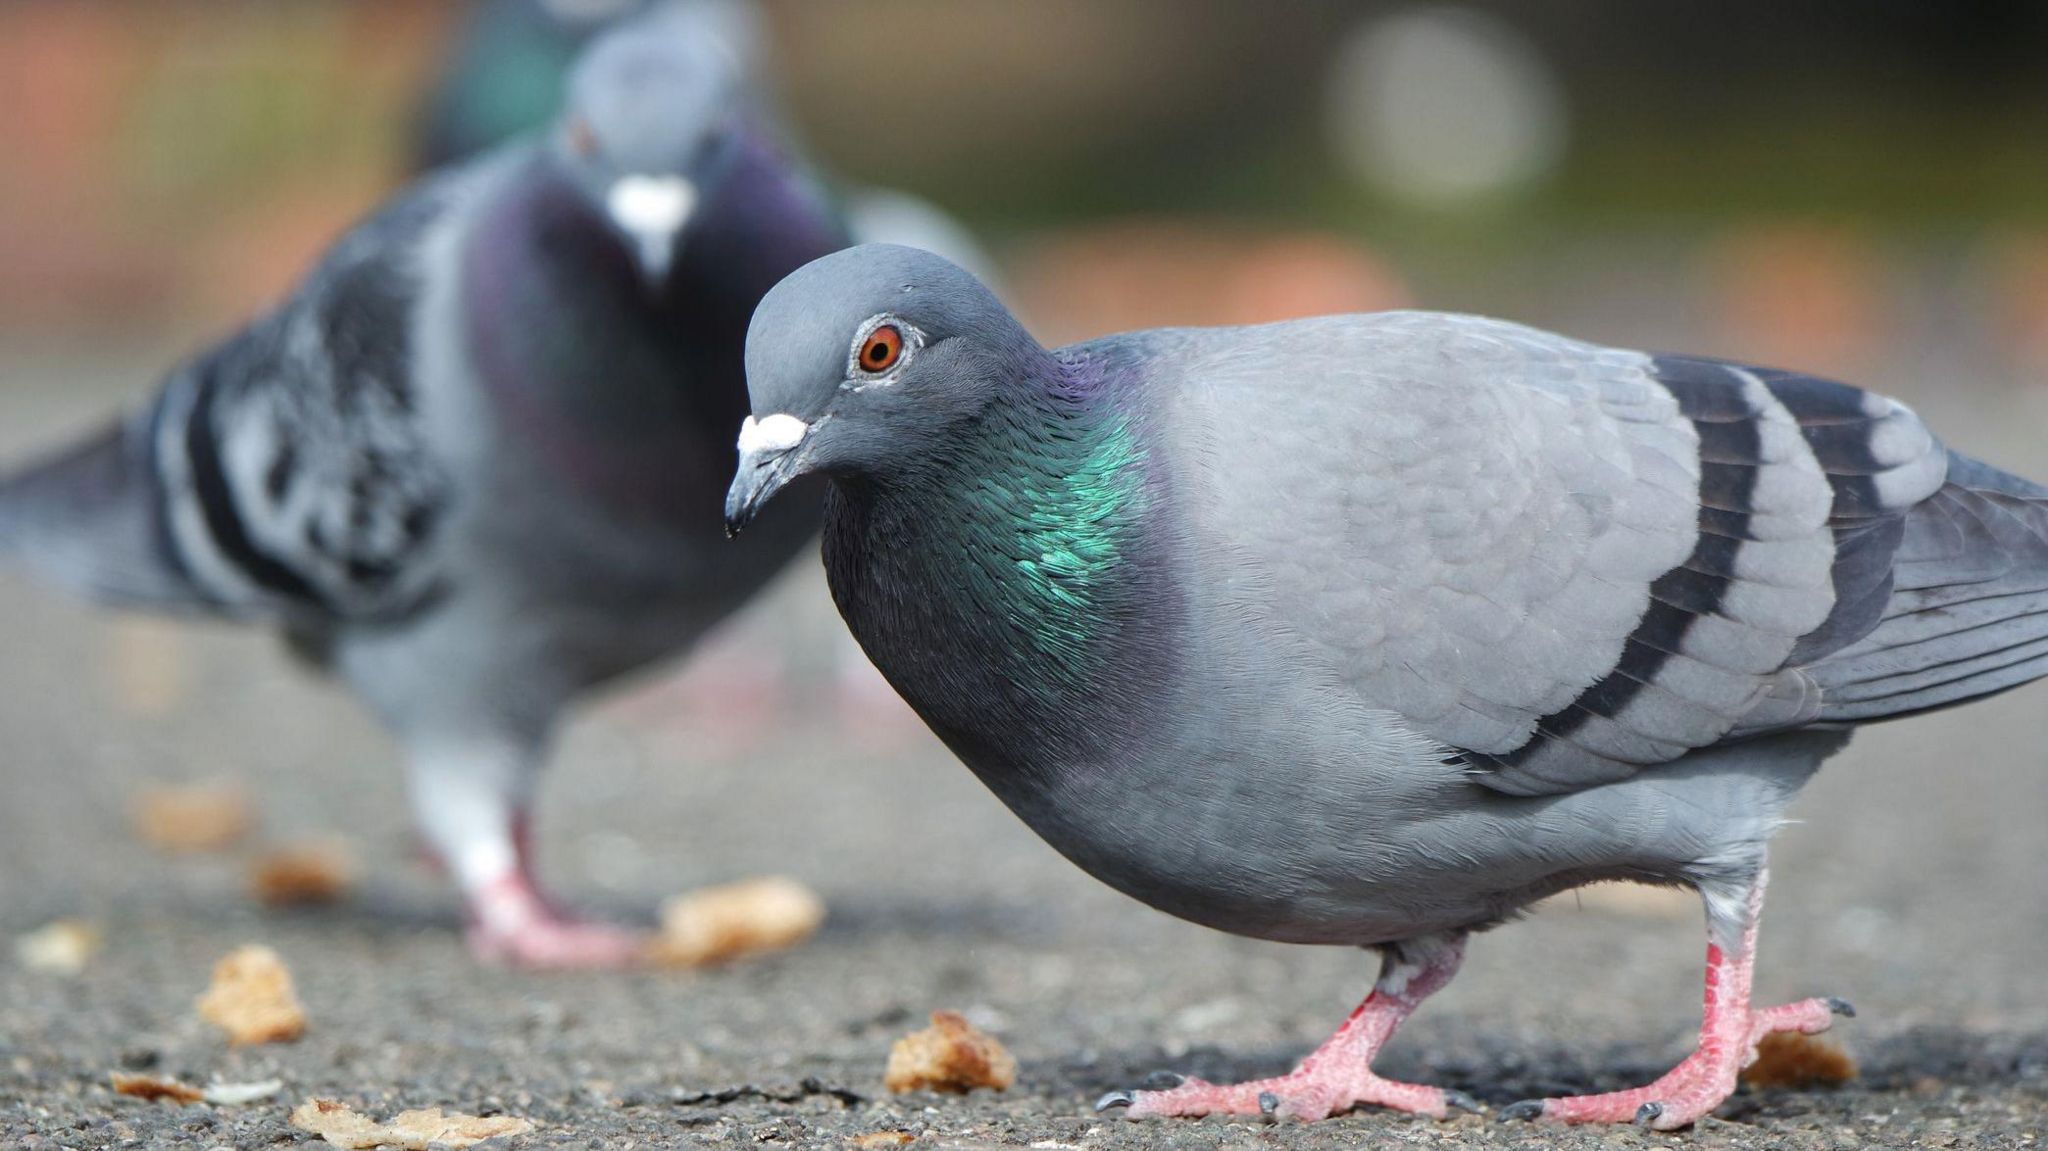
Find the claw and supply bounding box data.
[1826,996,1856,1018]
[1257,1091,1281,1118]
[1443,1089,1482,1114]
[1498,1099,1545,1122]
[1633,1101,1665,1128]
[1094,1091,1135,1112]
[1140,1070,1185,1090]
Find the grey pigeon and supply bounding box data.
[0,8,844,968]
[725,244,2048,1128]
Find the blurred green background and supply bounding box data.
[7,0,2048,402]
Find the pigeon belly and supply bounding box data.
[829,450,1842,950]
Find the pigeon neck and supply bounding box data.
[824,352,1174,782]
[985,361,1151,645]
[463,145,841,511]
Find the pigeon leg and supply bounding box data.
[407,735,645,969]
[1504,867,1851,1130]
[1100,934,1473,1121]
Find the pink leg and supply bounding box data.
[408,736,647,970]
[1503,869,1853,1130]
[463,814,645,969]
[1098,935,1476,1122]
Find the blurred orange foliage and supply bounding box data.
[0,2,458,336]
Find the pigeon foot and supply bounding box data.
[1505,994,1843,1129]
[466,871,647,969]
[467,911,648,969]
[1505,870,1851,1130]
[1103,1067,1469,1121]
[1101,934,1470,1123]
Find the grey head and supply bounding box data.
[724,243,1046,532]
[551,0,761,285]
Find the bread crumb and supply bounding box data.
[109,1073,204,1104]
[644,876,825,967]
[133,781,252,853]
[1742,1031,1858,1089]
[289,1099,534,1149]
[852,1133,916,1148]
[16,919,101,975]
[884,1010,1017,1094]
[252,840,357,906]
[196,944,306,1045]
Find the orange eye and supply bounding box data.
[568,117,599,157]
[859,324,904,372]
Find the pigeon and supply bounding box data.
[725,244,2048,1128]
[0,8,845,968]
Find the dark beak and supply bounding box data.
[725,413,811,536]
[724,445,797,537]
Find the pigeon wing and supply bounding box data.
[1169,312,1954,796]
[4,180,464,625]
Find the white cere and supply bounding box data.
[738,413,809,454]
[607,174,697,237]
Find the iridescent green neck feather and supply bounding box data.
[826,369,1158,718]
[981,402,1149,670]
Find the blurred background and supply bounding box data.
[12,0,2048,373]
[5,0,2048,1054]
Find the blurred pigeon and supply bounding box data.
[0,9,845,968]
[413,0,670,172]
[726,245,2048,1128]
[411,0,997,279]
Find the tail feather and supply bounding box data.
[1811,452,2048,720]
[0,406,204,608]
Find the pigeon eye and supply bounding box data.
[568,117,599,157]
[859,324,904,373]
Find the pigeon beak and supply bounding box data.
[724,413,809,536]
[606,174,697,289]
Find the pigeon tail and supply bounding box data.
[1808,451,2048,722]
[0,407,199,608]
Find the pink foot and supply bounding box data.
[1103,1068,1475,1122]
[1503,994,1850,1129]
[466,871,648,970]
[1504,869,1855,1130]
[1099,936,1473,1123]
[467,914,648,969]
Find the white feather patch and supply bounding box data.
[737,413,808,454]
[606,174,697,237]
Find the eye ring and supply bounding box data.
[844,315,923,387]
[859,325,904,373]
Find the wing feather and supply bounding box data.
[1167,314,2034,798]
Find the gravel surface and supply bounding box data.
[3,344,2046,1149]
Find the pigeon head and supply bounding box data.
[725,244,1045,533]
[552,1,760,286]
